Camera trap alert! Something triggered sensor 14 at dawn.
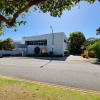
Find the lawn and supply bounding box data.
[0,78,100,100]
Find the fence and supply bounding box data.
[81,49,95,58]
[0,48,27,56]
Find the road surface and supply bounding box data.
[0,56,100,92]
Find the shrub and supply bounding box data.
[49,51,53,55]
[87,41,100,61]
[34,47,40,54]
[85,55,89,59]
[53,55,63,57]
[81,54,86,58]
[27,54,63,57]
[41,53,48,56]
[81,54,89,59]
[2,54,11,56]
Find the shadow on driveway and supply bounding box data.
[7,55,69,61]
[29,56,69,61]
[91,61,100,65]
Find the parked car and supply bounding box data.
[0,54,2,58]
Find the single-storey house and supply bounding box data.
[22,32,68,56]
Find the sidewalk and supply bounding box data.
[66,55,84,61]
[83,57,100,64]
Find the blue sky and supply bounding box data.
[0,1,100,41]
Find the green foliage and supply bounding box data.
[87,41,100,60]
[34,47,40,54]
[81,38,100,49]
[81,54,89,59]
[85,55,89,59]
[81,54,87,58]
[2,38,14,50]
[0,0,28,35]
[0,40,3,50]
[96,27,100,35]
[81,37,96,49]
[68,31,86,54]
[94,38,100,42]
[0,0,99,35]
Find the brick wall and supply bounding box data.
[88,52,95,58]
[81,49,95,58]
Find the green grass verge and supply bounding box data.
[0,78,100,100]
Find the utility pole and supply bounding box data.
[50,26,54,60]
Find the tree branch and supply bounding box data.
[0,0,46,26]
[4,0,21,4]
[4,0,32,4]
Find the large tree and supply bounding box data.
[68,31,86,54]
[3,38,14,50]
[81,37,96,49]
[0,0,99,35]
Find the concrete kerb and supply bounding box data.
[0,75,100,95]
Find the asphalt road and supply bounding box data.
[0,56,100,91]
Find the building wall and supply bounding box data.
[22,32,68,55]
[82,49,88,55]
[53,33,63,55]
[63,33,68,51]
[28,45,47,54]
[0,50,26,55]
[14,44,27,48]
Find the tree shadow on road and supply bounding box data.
[91,61,100,65]
[40,60,52,68]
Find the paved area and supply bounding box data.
[0,55,100,92]
[67,55,84,61]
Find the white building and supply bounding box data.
[22,32,68,56]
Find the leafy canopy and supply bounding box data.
[81,37,95,49]
[68,31,86,54]
[96,27,100,35]
[0,0,99,35]
[81,37,100,49]
[87,40,100,60]
[2,38,14,50]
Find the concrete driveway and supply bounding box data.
[0,55,100,92]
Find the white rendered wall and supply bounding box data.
[63,33,68,51]
[22,32,68,55]
[28,45,47,54]
[53,33,63,55]
[0,50,26,55]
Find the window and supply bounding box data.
[64,39,67,43]
[33,41,37,45]
[25,40,47,46]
